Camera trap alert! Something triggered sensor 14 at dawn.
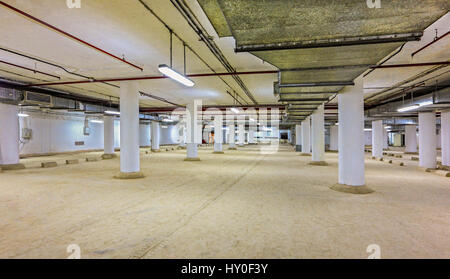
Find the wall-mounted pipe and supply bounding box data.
[411,31,450,58]
[0,1,143,71]
[0,60,60,79]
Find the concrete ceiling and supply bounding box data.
[0,0,448,123]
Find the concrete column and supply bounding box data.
[419,112,437,169]
[248,130,255,144]
[329,125,338,151]
[301,117,311,156]
[179,123,186,147]
[442,111,450,167]
[372,120,383,158]
[228,124,236,149]
[0,103,24,170]
[405,125,418,154]
[238,124,245,146]
[383,128,388,150]
[139,122,151,147]
[213,115,224,154]
[310,105,326,165]
[437,129,441,149]
[102,115,116,159]
[116,81,143,179]
[185,100,201,161]
[151,121,160,151]
[331,76,372,194]
[295,124,302,152]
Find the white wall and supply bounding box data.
[19,111,108,155]
[18,111,179,156]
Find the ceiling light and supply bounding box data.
[230,108,239,114]
[364,128,372,132]
[90,120,103,124]
[384,126,392,129]
[162,118,174,122]
[18,113,29,117]
[418,101,433,107]
[158,64,194,87]
[104,110,120,115]
[398,105,419,112]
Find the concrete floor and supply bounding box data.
[0,145,449,259]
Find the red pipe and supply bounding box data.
[25,70,279,87]
[0,59,60,79]
[411,31,450,58]
[369,61,449,69]
[0,1,143,71]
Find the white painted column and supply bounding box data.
[337,76,366,188]
[441,111,450,167]
[118,81,142,177]
[372,120,383,158]
[248,130,255,144]
[179,123,186,147]
[228,124,236,149]
[437,129,441,149]
[329,125,338,151]
[103,115,115,157]
[139,122,151,147]
[311,105,325,163]
[405,125,418,153]
[301,117,311,155]
[383,128,388,149]
[186,100,201,160]
[0,103,23,169]
[213,115,223,153]
[151,121,160,151]
[295,124,302,152]
[238,124,245,146]
[419,112,437,169]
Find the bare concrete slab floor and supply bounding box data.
[0,145,449,259]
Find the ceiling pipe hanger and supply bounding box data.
[0,59,60,79]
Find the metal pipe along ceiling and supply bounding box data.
[24,70,278,87]
[0,1,143,71]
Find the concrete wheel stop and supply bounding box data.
[0,163,25,170]
[212,151,225,154]
[300,153,311,157]
[102,154,117,159]
[330,184,374,194]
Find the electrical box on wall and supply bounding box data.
[22,128,32,140]
[83,126,90,136]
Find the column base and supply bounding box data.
[330,184,374,194]
[308,161,328,166]
[151,149,161,153]
[102,154,117,159]
[0,163,25,170]
[114,171,145,179]
[212,151,225,154]
[184,157,201,162]
[299,153,311,157]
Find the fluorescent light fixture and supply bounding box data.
[104,110,120,115]
[249,118,256,122]
[158,64,194,87]
[364,128,372,132]
[398,100,434,112]
[230,108,239,114]
[90,120,104,124]
[384,126,392,129]
[18,113,29,117]
[162,118,174,122]
[161,125,168,129]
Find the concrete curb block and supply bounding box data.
[212,151,225,154]
[0,164,25,170]
[184,157,201,162]
[308,161,328,166]
[66,159,79,165]
[86,157,99,162]
[101,154,117,159]
[41,161,57,168]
